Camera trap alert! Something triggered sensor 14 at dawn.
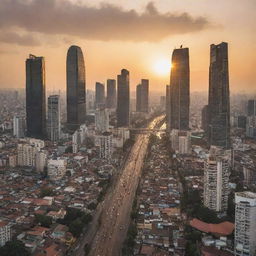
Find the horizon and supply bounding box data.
[0,0,255,93]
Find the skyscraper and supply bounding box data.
[166,85,171,132]
[95,82,105,108]
[235,192,256,256]
[26,54,46,138]
[203,146,230,213]
[169,47,190,130]
[66,45,86,131]
[47,95,61,141]
[247,100,256,116]
[117,69,130,127]
[106,79,116,109]
[136,79,149,113]
[208,42,230,148]
[201,105,209,131]
[13,116,25,138]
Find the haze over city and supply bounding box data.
[0,1,256,256]
[0,0,255,93]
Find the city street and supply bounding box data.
[84,116,164,256]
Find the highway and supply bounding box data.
[87,116,164,256]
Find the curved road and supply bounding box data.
[74,116,164,256]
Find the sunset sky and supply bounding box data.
[0,0,255,93]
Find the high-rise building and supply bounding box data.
[95,82,105,108]
[117,69,130,127]
[106,79,116,109]
[169,47,190,130]
[170,129,191,154]
[166,85,171,132]
[160,96,166,110]
[136,79,149,113]
[247,100,256,116]
[26,54,46,138]
[66,45,86,131]
[0,221,11,247]
[95,108,109,133]
[208,42,230,148]
[235,192,256,256]
[201,105,209,131]
[47,95,61,141]
[13,116,25,138]
[203,147,231,213]
[95,132,113,161]
[246,116,256,139]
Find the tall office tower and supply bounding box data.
[47,95,61,141]
[66,45,86,131]
[247,100,256,116]
[106,79,116,109]
[26,54,46,138]
[95,107,109,133]
[136,84,142,112]
[235,192,256,256]
[13,116,25,138]
[166,85,171,132]
[117,69,130,127]
[95,82,105,108]
[169,47,190,130]
[208,42,230,149]
[203,146,231,213]
[136,79,149,113]
[201,105,209,131]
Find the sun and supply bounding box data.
[153,59,171,76]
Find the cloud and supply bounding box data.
[0,0,210,43]
[0,31,40,46]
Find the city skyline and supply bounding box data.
[0,0,255,93]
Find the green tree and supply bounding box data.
[0,240,30,256]
[69,219,83,237]
[35,214,52,228]
[40,187,54,197]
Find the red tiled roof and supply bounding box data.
[190,218,234,236]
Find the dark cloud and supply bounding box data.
[0,0,210,43]
[0,31,40,46]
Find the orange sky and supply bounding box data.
[0,0,255,94]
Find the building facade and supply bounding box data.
[117,69,130,127]
[207,42,230,148]
[0,221,11,247]
[106,79,117,109]
[66,45,86,131]
[136,79,149,113]
[95,82,105,108]
[166,85,171,132]
[95,108,109,133]
[169,47,190,130]
[47,95,61,141]
[13,116,25,138]
[247,100,256,116]
[26,54,46,138]
[47,158,67,181]
[235,192,256,256]
[95,132,113,161]
[203,147,230,213]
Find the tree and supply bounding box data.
[0,240,30,256]
[88,202,97,210]
[35,214,52,228]
[40,187,54,197]
[69,219,83,237]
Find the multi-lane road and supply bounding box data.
[74,116,164,256]
[89,116,164,256]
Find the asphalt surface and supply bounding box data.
[75,116,164,256]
